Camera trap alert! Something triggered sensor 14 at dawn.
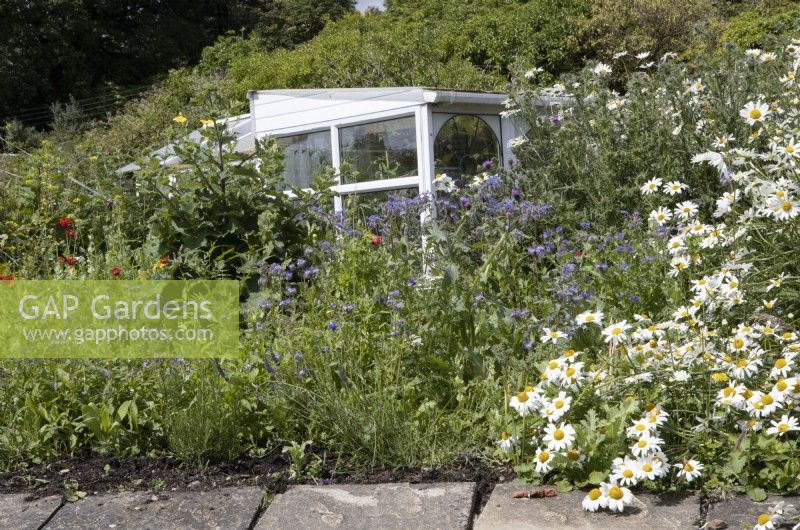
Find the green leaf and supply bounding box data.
[746,487,767,502]
[588,470,607,484]
[555,479,573,492]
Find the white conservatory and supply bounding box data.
[120,87,569,210]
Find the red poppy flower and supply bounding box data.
[65,229,77,238]
[371,235,382,246]
[0,275,14,281]
[58,217,72,229]
[159,257,170,265]
[65,256,76,266]
[110,267,122,276]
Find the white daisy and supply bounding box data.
[602,321,631,343]
[582,487,604,512]
[675,459,703,482]
[575,310,603,326]
[600,481,634,512]
[534,447,554,473]
[640,177,663,195]
[766,415,799,437]
[739,101,771,125]
[543,422,576,451]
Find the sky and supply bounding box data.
[356,0,384,11]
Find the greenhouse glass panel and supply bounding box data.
[276,130,332,189]
[434,115,500,184]
[339,116,418,183]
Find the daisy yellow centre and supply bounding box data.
[588,488,601,500]
[743,389,753,399]
[635,424,646,432]
[612,327,623,336]
[736,359,748,368]
[786,145,795,153]
[732,338,745,350]
[723,387,735,397]
[567,450,580,461]
[548,361,559,369]
[623,469,634,478]
[586,315,595,322]
[553,429,565,441]
[501,432,509,440]
[538,451,550,463]
[637,440,648,448]
[758,514,771,525]
[749,108,762,120]
[554,399,565,409]
[683,463,694,472]
[778,423,789,433]
[776,379,787,392]
[761,394,774,405]
[608,486,624,500]
[782,201,792,212]
[565,367,576,377]
[549,331,560,338]
[642,463,653,472]
[645,403,655,412]
[517,391,529,403]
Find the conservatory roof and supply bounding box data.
[247,87,511,135]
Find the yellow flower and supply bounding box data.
[200,119,215,127]
[89,155,98,161]
[711,372,728,383]
[173,114,188,124]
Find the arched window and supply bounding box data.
[434,115,500,183]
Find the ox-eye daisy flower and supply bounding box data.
[675,459,703,482]
[575,310,603,326]
[740,101,771,125]
[498,432,516,452]
[582,488,603,512]
[611,458,639,486]
[543,422,576,451]
[535,447,554,473]
[600,481,634,512]
[602,321,631,343]
[754,512,778,530]
[593,63,612,76]
[650,207,672,225]
[663,181,688,195]
[766,415,799,437]
[509,388,538,416]
[640,178,662,194]
[541,328,567,344]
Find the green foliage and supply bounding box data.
[140,111,328,285]
[165,368,244,465]
[720,1,800,50]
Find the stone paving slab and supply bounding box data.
[706,494,800,529]
[0,494,63,530]
[255,482,476,529]
[44,487,264,530]
[475,484,700,529]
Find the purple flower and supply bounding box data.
[327,322,338,331]
[527,244,546,258]
[511,188,521,200]
[258,300,272,311]
[405,278,417,287]
[460,196,472,210]
[579,221,591,230]
[482,160,493,170]
[510,308,530,320]
[341,303,355,313]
